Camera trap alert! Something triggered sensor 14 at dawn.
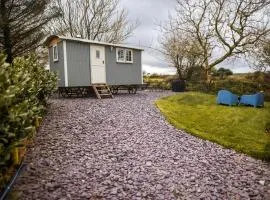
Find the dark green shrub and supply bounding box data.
[215,80,258,94]
[214,80,270,100]
[186,81,209,92]
[0,53,57,191]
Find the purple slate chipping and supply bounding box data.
[11,92,270,200]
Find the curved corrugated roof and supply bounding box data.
[44,35,144,51]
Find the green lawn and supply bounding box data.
[156,92,270,161]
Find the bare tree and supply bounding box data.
[49,0,139,43]
[249,39,270,72]
[172,0,270,85]
[160,25,203,80]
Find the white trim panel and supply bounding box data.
[141,51,143,84]
[116,48,126,63]
[63,41,68,87]
[47,48,50,71]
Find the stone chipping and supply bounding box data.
[12,92,270,200]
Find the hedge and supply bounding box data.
[0,53,57,192]
[187,79,270,101]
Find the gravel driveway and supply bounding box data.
[12,92,270,200]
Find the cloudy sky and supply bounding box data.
[120,0,253,74]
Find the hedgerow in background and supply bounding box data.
[0,53,57,191]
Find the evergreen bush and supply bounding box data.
[0,53,57,191]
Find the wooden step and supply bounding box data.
[97,89,109,93]
[96,85,107,88]
[91,84,113,99]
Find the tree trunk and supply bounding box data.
[176,66,183,80]
[205,69,209,82]
[3,26,12,63]
[203,65,213,91]
[0,0,13,63]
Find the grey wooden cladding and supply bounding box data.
[105,46,142,85]
[49,41,65,87]
[66,41,91,86]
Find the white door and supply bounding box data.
[90,45,106,84]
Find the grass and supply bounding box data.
[156,92,270,161]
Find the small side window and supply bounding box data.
[53,45,58,62]
[116,48,125,63]
[125,49,133,63]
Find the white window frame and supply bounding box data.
[53,44,58,62]
[116,48,134,64]
[125,49,133,63]
[116,48,126,63]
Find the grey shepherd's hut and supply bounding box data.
[45,35,144,97]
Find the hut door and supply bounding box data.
[90,45,106,83]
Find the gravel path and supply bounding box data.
[12,92,270,200]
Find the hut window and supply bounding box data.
[96,50,100,59]
[53,44,58,62]
[116,48,133,63]
[126,49,133,63]
[116,48,125,63]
